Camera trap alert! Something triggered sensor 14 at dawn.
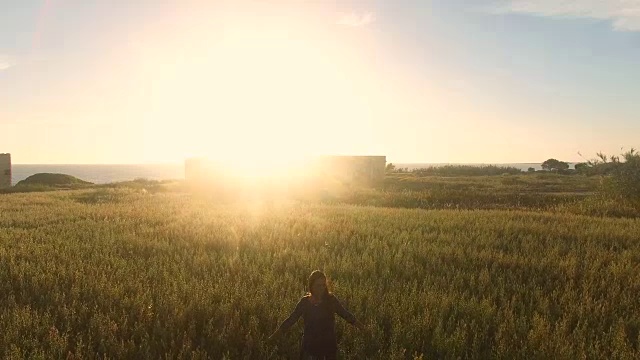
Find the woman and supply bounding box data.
[269,270,365,360]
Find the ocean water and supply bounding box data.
[11,164,184,185]
[9,162,572,186]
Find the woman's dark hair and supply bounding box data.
[307,270,330,300]
[307,270,336,314]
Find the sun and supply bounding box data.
[212,145,311,180]
[139,12,378,172]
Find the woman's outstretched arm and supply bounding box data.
[268,297,306,340]
[334,296,366,330]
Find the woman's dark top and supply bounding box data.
[279,294,356,355]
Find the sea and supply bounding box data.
[9,162,572,186]
[11,164,185,186]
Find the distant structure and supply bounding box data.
[314,155,386,186]
[185,157,222,185]
[184,155,386,187]
[0,153,11,188]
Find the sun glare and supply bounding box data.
[211,149,310,180]
[138,7,380,174]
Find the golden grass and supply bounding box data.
[0,188,638,359]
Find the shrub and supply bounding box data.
[412,165,521,177]
[603,149,640,203]
[580,149,640,207]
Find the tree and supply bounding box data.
[527,167,535,172]
[541,158,569,172]
[574,162,588,174]
[385,163,396,173]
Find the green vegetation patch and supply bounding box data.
[15,173,93,187]
[72,188,144,205]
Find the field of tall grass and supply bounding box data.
[1,182,639,359]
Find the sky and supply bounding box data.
[1,0,639,165]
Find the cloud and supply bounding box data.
[337,12,376,27]
[0,55,16,71]
[490,0,640,31]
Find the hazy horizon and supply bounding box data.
[11,160,580,166]
[11,159,583,166]
[2,0,638,167]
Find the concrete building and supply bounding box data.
[185,157,228,185]
[314,155,386,186]
[184,155,387,188]
[185,157,204,183]
[0,153,11,188]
